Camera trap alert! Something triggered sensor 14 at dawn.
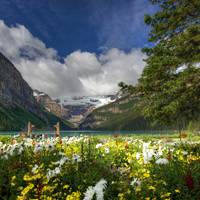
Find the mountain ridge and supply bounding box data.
[0,52,73,131]
[80,95,163,131]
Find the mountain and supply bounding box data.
[0,52,72,131]
[59,95,117,127]
[80,95,161,131]
[33,90,69,118]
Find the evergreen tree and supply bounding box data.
[138,0,200,127]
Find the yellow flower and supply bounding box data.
[135,187,141,192]
[118,193,125,200]
[145,197,150,200]
[66,191,81,200]
[148,186,156,191]
[165,192,171,197]
[23,174,32,181]
[63,185,70,190]
[42,185,55,193]
[143,173,150,178]
[11,176,16,181]
[17,196,25,200]
[23,173,42,181]
[161,192,171,198]
[175,189,180,193]
[21,183,34,196]
[11,176,16,186]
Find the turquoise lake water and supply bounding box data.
[0,130,174,137]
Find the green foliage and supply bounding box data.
[0,136,12,143]
[138,0,200,126]
[118,82,136,95]
[0,104,47,131]
[0,103,73,131]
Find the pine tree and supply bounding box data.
[138,0,200,127]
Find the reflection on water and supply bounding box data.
[0,130,174,137]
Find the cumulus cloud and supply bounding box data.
[0,20,146,97]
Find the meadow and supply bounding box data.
[0,133,200,200]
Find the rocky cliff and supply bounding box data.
[0,52,72,130]
[0,53,45,118]
[33,90,69,118]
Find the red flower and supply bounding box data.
[185,172,194,190]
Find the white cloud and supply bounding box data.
[0,20,146,97]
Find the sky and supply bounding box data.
[0,0,156,98]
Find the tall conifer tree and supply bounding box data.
[139,0,200,127]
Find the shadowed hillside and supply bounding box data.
[0,52,73,131]
[80,96,161,130]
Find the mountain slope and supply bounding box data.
[0,52,73,131]
[80,96,162,131]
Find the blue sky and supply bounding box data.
[0,0,155,56]
[0,0,156,97]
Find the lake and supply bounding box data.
[0,130,175,137]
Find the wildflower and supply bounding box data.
[66,191,81,200]
[118,193,125,200]
[155,158,169,165]
[95,179,107,200]
[96,143,103,149]
[54,167,61,175]
[72,154,81,162]
[34,144,42,153]
[11,176,16,186]
[31,164,39,174]
[83,179,107,200]
[47,169,54,181]
[182,150,188,155]
[136,152,140,160]
[185,172,194,190]
[54,157,69,166]
[18,146,24,154]
[105,147,109,154]
[161,192,171,198]
[59,152,66,156]
[46,143,54,151]
[21,183,34,196]
[46,167,61,180]
[60,156,69,165]
[130,178,141,186]
[135,187,141,192]
[143,143,154,164]
[175,189,180,193]
[63,185,70,190]
[83,186,95,200]
[148,186,155,191]
[143,173,150,178]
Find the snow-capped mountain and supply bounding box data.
[55,95,117,126]
[32,91,118,127]
[60,95,116,108]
